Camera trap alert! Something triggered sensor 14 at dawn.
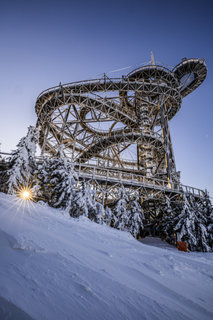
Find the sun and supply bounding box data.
[20,189,32,200]
[12,184,38,214]
[17,187,34,201]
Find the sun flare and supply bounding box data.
[18,188,33,201]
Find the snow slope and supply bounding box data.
[0,193,213,320]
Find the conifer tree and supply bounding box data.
[128,198,145,238]
[160,194,211,251]
[49,148,77,210]
[104,206,114,226]
[35,156,52,203]
[175,194,210,251]
[202,192,213,217]
[159,196,177,244]
[113,187,129,231]
[200,193,213,250]
[36,145,77,209]
[70,181,97,220]
[54,160,77,212]
[95,202,104,224]
[6,126,39,194]
[69,187,85,218]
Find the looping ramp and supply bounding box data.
[35,58,207,196]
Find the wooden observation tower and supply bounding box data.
[35,58,207,209]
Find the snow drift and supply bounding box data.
[0,193,213,320]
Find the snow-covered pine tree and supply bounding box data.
[201,192,213,218]
[113,187,129,231]
[104,206,114,226]
[69,186,85,218]
[49,148,77,211]
[199,193,213,250]
[160,193,211,252]
[69,181,97,220]
[6,126,39,194]
[82,182,97,220]
[0,157,9,193]
[158,196,177,244]
[36,145,77,209]
[95,202,104,224]
[35,156,52,203]
[128,197,145,238]
[181,194,209,251]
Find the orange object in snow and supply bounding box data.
[177,241,188,252]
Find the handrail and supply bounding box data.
[75,162,204,196]
[36,59,206,100]
[36,77,121,99]
[36,77,180,101]
[0,152,205,197]
[127,64,175,77]
[172,58,206,73]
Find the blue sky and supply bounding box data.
[0,0,213,196]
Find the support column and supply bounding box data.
[158,97,172,187]
[136,97,154,176]
[41,124,49,156]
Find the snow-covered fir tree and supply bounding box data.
[70,181,98,221]
[6,126,39,194]
[36,145,77,209]
[176,194,211,251]
[69,186,86,218]
[201,192,213,218]
[158,196,177,244]
[160,193,211,252]
[104,206,114,226]
[35,156,52,203]
[49,147,77,210]
[113,187,129,231]
[95,202,105,224]
[128,197,145,238]
[200,193,213,250]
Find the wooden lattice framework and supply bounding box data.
[35,58,207,209]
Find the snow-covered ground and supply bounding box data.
[0,193,213,320]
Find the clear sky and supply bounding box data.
[0,0,213,196]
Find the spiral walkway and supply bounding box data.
[35,58,207,196]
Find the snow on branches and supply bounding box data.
[2,127,213,250]
[113,187,129,231]
[6,126,39,194]
[160,193,213,252]
[36,145,77,210]
[112,188,144,238]
[70,181,105,223]
[128,198,145,238]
